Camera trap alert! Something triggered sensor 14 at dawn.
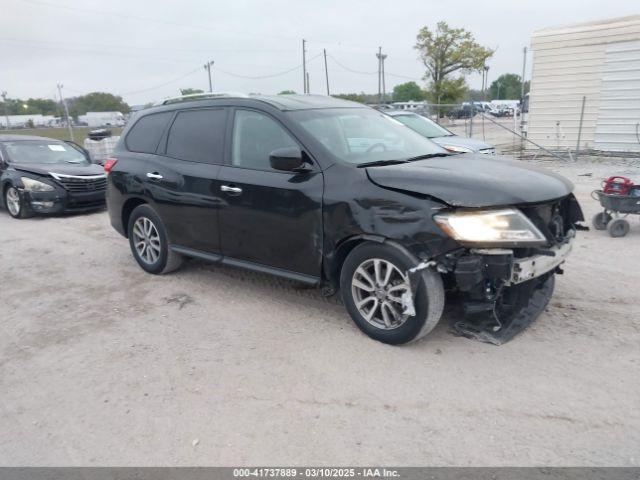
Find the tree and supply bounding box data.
[489,73,528,100]
[180,88,204,96]
[278,90,297,95]
[392,82,425,102]
[415,22,493,105]
[67,92,130,117]
[332,93,367,103]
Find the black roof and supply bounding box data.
[0,134,63,142]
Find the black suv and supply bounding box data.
[107,94,583,345]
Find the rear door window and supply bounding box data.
[166,108,227,163]
[125,112,173,153]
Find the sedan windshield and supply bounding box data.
[289,108,446,165]
[392,114,453,138]
[3,140,89,165]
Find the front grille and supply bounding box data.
[52,174,107,193]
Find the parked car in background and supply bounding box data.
[0,135,107,218]
[107,93,583,345]
[387,111,496,154]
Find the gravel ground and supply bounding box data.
[0,157,639,466]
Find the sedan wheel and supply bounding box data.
[5,187,29,219]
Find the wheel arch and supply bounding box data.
[121,196,148,237]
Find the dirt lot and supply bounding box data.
[1,157,639,466]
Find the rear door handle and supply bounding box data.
[146,172,163,180]
[221,185,242,195]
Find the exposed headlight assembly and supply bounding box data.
[434,208,546,246]
[21,177,55,192]
[442,145,473,153]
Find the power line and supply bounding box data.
[120,67,202,96]
[215,54,321,80]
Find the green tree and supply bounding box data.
[67,92,130,117]
[392,82,426,102]
[180,88,204,96]
[489,73,528,100]
[415,22,493,105]
[278,90,297,95]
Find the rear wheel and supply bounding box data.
[4,186,31,219]
[607,218,630,238]
[592,211,611,230]
[128,204,183,274]
[340,242,444,345]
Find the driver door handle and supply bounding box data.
[146,172,163,180]
[221,185,243,195]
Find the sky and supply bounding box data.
[1,0,638,106]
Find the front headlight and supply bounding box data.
[442,145,473,153]
[434,208,546,246]
[21,177,55,192]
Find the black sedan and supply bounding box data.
[0,135,107,219]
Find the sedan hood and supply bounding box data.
[366,154,574,207]
[13,162,105,177]
[431,135,493,152]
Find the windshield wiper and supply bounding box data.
[404,152,452,162]
[356,159,409,168]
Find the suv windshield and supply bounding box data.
[3,140,89,165]
[289,108,446,165]
[392,114,453,138]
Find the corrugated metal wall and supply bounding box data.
[594,41,640,152]
[527,16,640,152]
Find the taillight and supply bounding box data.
[104,158,118,173]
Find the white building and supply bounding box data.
[390,101,428,111]
[527,15,640,153]
[0,114,57,128]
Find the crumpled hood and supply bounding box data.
[431,135,493,152]
[13,162,105,177]
[366,154,574,207]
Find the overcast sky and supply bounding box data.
[2,0,638,105]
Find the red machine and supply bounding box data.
[602,176,634,195]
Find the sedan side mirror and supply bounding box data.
[269,147,310,172]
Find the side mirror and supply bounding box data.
[269,147,310,172]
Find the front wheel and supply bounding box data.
[4,186,31,219]
[340,242,445,345]
[607,218,630,238]
[592,211,611,230]
[127,204,183,274]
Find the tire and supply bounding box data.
[592,211,611,230]
[340,242,445,345]
[4,186,32,219]
[127,204,183,274]
[607,218,630,238]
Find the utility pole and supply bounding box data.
[323,49,330,95]
[306,72,310,94]
[56,83,74,141]
[483,65,490,101]
[376,47,387,105]
[204,61,214,93]
[376,47,382,104]
[381,52,387,103]
[1,91,9,130]
[302,39,307,94]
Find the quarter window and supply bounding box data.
[231,110,298,170]
[166,109,227,163]
[125,112,173,154]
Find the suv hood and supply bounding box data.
[13,163,104,177]
[366,154,574,207]
[431,135,493,152]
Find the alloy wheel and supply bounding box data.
[6,188,21,217]
[132,216,162,265]
[351,258,411,330]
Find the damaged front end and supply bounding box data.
[430,194,584,345]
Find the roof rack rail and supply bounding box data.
[156,92,250,106]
